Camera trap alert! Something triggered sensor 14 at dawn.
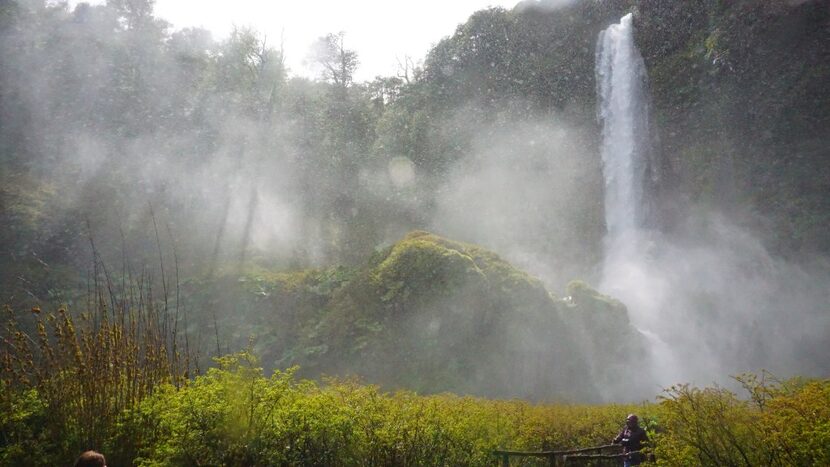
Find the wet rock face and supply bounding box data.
[632,0,830,253]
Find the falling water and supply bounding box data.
[595,13,680,390]
[595,12,652,246]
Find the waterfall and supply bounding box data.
[595,12,653,248]
[595,13,656,303]
[591,13,827,395]
[595,13,680,391]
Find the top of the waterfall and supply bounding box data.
[601,12,635,40]
[613,12,634,32]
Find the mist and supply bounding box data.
[1,0,828,403]
[594,9,830,393]
[431,109,603,288]
[603,211,830,383]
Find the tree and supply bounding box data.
[214,27,286,120]
[308,32,358,88]
[106,0,155,29]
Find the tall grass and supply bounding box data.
[1,256,189,465]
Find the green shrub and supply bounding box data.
[655,376,830,466]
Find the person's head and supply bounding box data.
[74,450,106,467]
[625,414,639,428]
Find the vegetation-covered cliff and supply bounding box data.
[186,231,646,401]
[635,0,829,254]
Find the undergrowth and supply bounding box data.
[2,300,828,466]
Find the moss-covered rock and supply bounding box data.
[561,280,649,400]
[371,231,489,307]
[188,231,648,401]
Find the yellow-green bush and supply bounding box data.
[124,351,650,466]
[4,334,830,466]
[1,299,187,466]
[4,272,830,466]
[654,376,830,466]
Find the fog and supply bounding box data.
[1,0,828,401]
[431,111,603,288]
[602,214,830,388]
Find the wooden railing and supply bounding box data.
[494,444,633,466]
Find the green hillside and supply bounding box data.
[187,231,646,401]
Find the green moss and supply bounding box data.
[238,266,354,297]
[371,231,547,305]
[564,280,628,322]
[371,232,486,304]
[184,231,642,400]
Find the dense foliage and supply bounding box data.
[3,331,829,466]
[656,375,830,466]
[1,295,187,465]
[633,0,830,254]
[184,231,648,401]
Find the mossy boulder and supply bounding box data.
[368,230,550,314]
[562,280,649,400]
[188,231,648,401]
[371,231,489,307]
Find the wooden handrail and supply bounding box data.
[493,450,556,456]
[564,453,629,460]
[556,444,620,455]
[494,444,619,456]
[494,444,627,466]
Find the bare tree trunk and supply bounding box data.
[238,186,259,268]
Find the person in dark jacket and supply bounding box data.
[613,414,648,466]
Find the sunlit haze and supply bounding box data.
[73,0,520,81]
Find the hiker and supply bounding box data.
[74,450,107,467]
[612,413,648,466]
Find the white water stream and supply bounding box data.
[595,13,680,389]
[595,13,651,241]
